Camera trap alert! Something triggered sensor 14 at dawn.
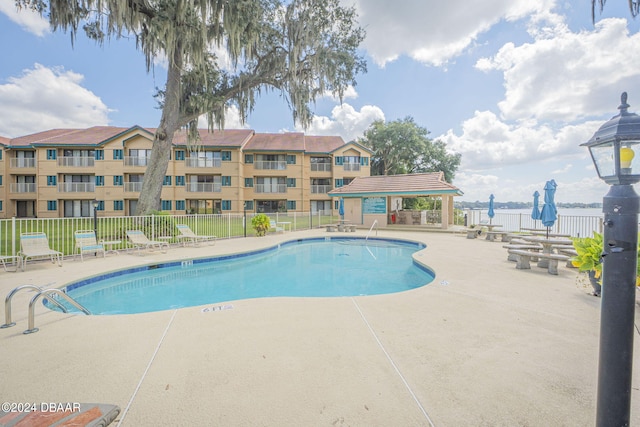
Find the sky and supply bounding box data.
[1,0,639,205]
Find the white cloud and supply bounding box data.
[0,64,111,137]
[0,0,49,36]
[477,17,640,122]
[297,103,384,141]
[350,0,554,66]
[196,104,250,130]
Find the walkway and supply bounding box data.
[1,229,638,426]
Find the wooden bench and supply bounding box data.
[508,249,569,275]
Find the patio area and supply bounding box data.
[1,229,638,426]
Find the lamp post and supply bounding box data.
[243,201,247,238]
[581,92,640,427]
[92,199,99,238]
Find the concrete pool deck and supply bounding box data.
[0,229,639,426]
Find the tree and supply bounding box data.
[592,0,639,22]
[17,0,366,214]
[359,117,461,182]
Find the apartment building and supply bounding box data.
[0,126,372,218]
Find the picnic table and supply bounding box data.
[521,236,573,268]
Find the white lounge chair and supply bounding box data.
[126,230,170,254]
[0,254,22,272]
[175,224,217,246]
[18,232,63,270]
[74,230,106,261]
[269,220,284,233]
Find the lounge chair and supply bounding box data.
[0,254,22,272]
[126,230,170,254]
[175,224,217,246]
[74,230,106,261]
[269,220,284,233]
[18,232,63,270]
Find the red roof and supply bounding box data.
[329,173,462,196]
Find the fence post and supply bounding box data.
[11,217,16,256]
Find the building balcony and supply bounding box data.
[10,183,36,193]
[57,157,95,167]
[185,158,222,168]
[124,182,143,192]
[255,184,287,193]
[124,156,150,167]
[311,163,332,172]
[311,185,331,194]
[254,161,287,170]
[10,158,36,168]
[343,163,360,172]
[186,183,222,192]
[57,183,96,193]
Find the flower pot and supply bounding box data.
[588,270,601,297]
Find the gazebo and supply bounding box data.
[328,172,463,229]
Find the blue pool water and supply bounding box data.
[54,237,434,315]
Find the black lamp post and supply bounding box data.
[581,92,640,427]
[243,201,247,238]
[92,199,99,238]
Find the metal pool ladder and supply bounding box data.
[365,219,378,240]
[1,285,91,334]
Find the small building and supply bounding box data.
[327,172,463,229]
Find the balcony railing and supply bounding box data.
[10,158,36,168]
[58,157,95,167]
[311,185,331,194]
[10,183,36,193]
[124,182,144,192]
[186,183,222,192]
[124,156,150,167]
[343,163,360,172]
[255,184,287,193]
[254,161,287,170]
[311,163,332,172]
[185,158,222,168]
[57,182,95,193]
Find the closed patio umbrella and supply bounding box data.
[531,191,541,226]
[487,194,495,224]
[339,198,345,219]
[540,180,558,238]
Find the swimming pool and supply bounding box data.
[53,237,434,315]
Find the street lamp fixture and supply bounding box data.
[581,92,640,427]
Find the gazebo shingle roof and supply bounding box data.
[328,172,462,197]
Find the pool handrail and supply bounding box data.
[1,284,67,328]
[365,220,378,240]
[24,288,91,334]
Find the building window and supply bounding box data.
[175,150,185,161]
[221,200,231,210]
[286,155,296,165]
[176,200,186,210]
[335,178,343,188]
[287,178,296,187]
[161,200,172,210]
[334,156,344,165]
[244,201,254,210]
[245,178,254,187]
[46,149,57,160]
[0,200,2,211]
[114,200,124,211]
[221,176,231,186]
[47,176,57,186]
[95,176,104,186]
[94,150,104,160]
[113,149,124,160]
[245,154,254,164]
[163,176,172,186]
[47,200,58,211]
[97,201,105,211]
[360,157,369,166]
[287,200,296,210]
[221,151,231,161]
[113,175,123,186]
[0,175,2,186]
[175,176,185,186]
[0,150,3,160]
